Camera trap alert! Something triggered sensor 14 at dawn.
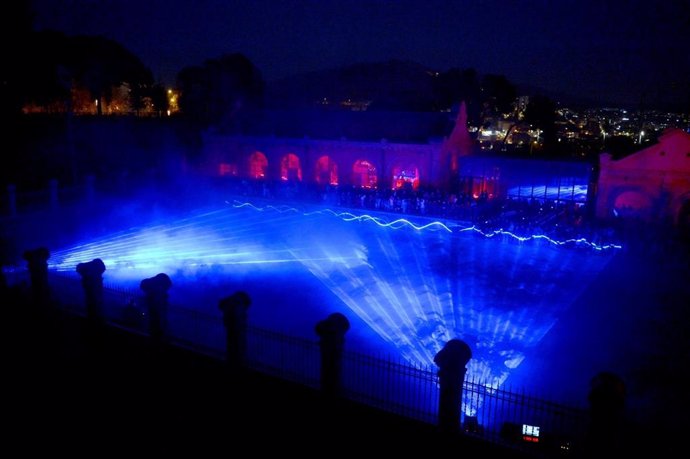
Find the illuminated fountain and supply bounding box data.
[49,199,619,398]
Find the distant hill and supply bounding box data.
[266,59,639,112]
[265,59,440,111]
[515,83,618,110]
[241,108,453,143]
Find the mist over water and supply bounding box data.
[5,184,688,435]
[47,199,619,392]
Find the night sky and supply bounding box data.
[31,0,690,111]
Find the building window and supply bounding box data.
[391,164,420,190]
[281,153,302,181]
[315,155,338,185]
[352,159,378,188]
[248,151,268,179]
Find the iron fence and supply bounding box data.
[8,269,592,456]
[461,376,588,455]
[341,351,439,424]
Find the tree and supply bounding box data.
[20,30,72,112]
[149,84,169,117]
[434,67,481,124]
[16,30,154,115]
[480,74,517,119]
[177,65,208,122]
[1,0,34,118]
[130,82,147,116]
[524,94,558,154]
[605,135,638,159]
[67,35,153,115]
[434,69,518,130]
[177,53,264,129]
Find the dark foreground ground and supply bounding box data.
[7,291,542,457]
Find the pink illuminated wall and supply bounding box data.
[203,133,440,189]
[596,129,690,224]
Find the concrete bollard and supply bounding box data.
[140,273,172,342]
[434,338,472,433]
[218,291,252,370]
[23,247,51,307]
[76,258,106,324]
[315,312,350,399]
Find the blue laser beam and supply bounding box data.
[230,200,453,232]
[230,200,622,251]
[454,225,623,251]
[43,198,618,419]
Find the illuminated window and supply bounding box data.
[352,159,378,188]
[280,153,302,181]
[391,164,420,190]
[248,151,268,179]
[315,155,338,185]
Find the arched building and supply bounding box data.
[595,129,690,227]
[202,109,690,231]
[201,105,476,191]
[203,134,447,190]
[201,103,592,204]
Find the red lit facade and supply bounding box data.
[596,129,690,225]
[205,134,445,190]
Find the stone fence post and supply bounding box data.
[315,312,350,399]
[23,247,51,307]
[218,291,251,370]
[140,273,172,342]
[76,258,106,324]
[434,338,472,433]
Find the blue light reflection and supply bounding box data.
[48,200,617,413]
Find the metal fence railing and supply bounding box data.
[461,377,588,454]
[6,269,593,456]
[341,351,439,424]
[246,326,320,388]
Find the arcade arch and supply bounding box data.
[352,159,378,188]
[248,151,268,179]
[281,153,302,181]
[391,164,420,190]
[315,155,338,185]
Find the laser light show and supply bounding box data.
[48,199,620,395]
